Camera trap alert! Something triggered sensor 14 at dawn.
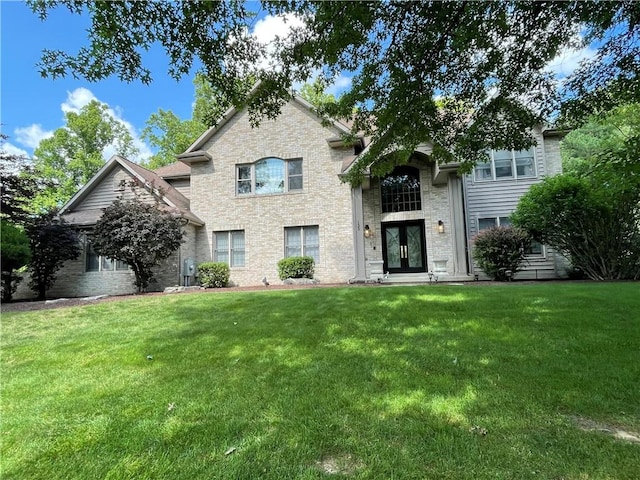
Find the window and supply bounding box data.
[477,216,543,256]
[380,166,422,213]
[285,226,319,262]
[214,230,245,267]
[474,148,535,181]
[85,237,128,272]
[236,157,303,195]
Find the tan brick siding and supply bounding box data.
[190,101,356,286]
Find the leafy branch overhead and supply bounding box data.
[28,1,639,183]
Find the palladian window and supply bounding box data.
[236,157,303,195]
[381,166,422,213]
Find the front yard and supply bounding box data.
[2,282,639,479]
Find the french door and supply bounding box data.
[382,221,427,273]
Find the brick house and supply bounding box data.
[18,95,567,299]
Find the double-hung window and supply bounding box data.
[284,226,319,263]
[85,236,128,272]
[214,230,245,267]
[477,216,543,256]
[474,148,536,181]
[236,157,303,195]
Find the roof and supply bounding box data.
[178,94,355,163]
[154,161,191,179]
[59,156,204,226]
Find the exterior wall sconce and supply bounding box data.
[364,224,373,238]
[437,220,445,234]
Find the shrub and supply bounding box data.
[473,226,529,281]
[277,256,314,280]
[198,262,230,288]
[512,173,640,280]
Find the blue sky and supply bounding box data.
[1,1,594,164]
[1,1,202,161]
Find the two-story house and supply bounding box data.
[31,95,566,299]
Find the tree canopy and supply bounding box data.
[28,1,639,184]
[1,134,42,225]
[141,74,233,169]
[561,102,640,175]
[32,100,137,210]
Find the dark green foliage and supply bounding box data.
[0,134,42,225]
[512,173,640,280]
[1,220,31,302]
[25,211,81,300]
[197,262,230,288]
[27,1,639,182]
[92,199,184,292]
[472,226,529,281]
[277,256,314,280]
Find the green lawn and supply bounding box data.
[2,282,639,479]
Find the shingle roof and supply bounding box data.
[59,156,203,226]
[154,161,191,179]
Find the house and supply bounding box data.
[17,95,567,299]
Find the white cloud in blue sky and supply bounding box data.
[14,124,54,149]
[11,87,154,164]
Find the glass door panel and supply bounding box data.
[406,225,423,269]
[385,227,401,269]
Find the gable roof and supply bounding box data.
[177,94,355,164]
[154,161,191,179]
[59,155,203,226]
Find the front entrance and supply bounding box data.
[382,221,427,273]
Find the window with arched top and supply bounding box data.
[236,157,303,195]
[380,166,422,213]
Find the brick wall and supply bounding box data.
[189,101,357,286]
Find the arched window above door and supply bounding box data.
[380,166,422,213]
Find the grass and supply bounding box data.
[2,282,639,479]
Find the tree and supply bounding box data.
[28,1,639,183]
[141,110,204,169]
[561,103,640,175]
[141,73,232,169]
[1,220,31,302]
[25,211,81,300]
[0,134,42,225]
[32,100,137,211]
[511,174,640,280]
[298,78,337,109]
[91,199,184,292]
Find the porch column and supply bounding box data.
[351,185,367,281]
[448,174,469,275]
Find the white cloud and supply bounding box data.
[326,74,353,97]
[14,124,54,149]
[252,13,306,44]
[1,141,30,158]
[251,13,307,70]
[12,87,153,164]
[61,87,98,114]
[546,39,597,79]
